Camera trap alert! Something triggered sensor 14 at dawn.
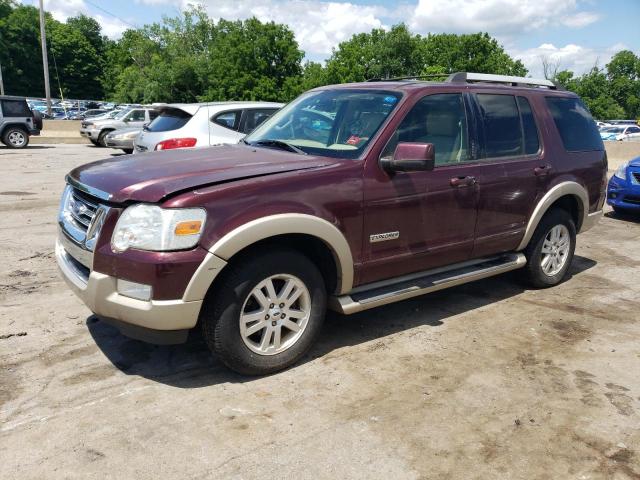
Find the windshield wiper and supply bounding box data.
[251,139,306,155]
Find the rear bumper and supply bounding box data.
[56,238,202,344]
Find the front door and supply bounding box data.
[360,92,480,285]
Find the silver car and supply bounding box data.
[133,101,282,152]
[105,127,140,154]
[80,107,158,147]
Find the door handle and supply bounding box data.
[450,176,477,187]
[534,164,552,176]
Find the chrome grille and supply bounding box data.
[58,185,110,269]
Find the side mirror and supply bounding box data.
[381,142,435,173]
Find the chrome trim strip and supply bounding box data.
[329,253,527,314]
[58,227,93,269]
[65,174,112,201]
[55,239,89,290]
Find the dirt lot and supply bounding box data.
[1,144,639,479]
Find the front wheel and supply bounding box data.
[201,249,327,375]
[521,208,576,288]
[122,148,133,154]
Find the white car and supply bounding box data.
[133,101,283,152]
[599,125,640,141]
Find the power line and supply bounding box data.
[83,0,139,29]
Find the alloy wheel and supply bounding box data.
[540,224,571,276]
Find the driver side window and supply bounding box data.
[382,93,469,166]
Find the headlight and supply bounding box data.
[613,162,628,180]
[111,204,206,252]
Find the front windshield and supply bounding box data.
[246,89,402,159]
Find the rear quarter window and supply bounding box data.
[545,96,603,152]
[1,100,31,117]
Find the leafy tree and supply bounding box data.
[421,33,527,76]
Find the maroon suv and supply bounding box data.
[57,73,606,374]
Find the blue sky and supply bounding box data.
[30,0,640,77]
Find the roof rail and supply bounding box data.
[447,72,558,89]
[366,74,449,82]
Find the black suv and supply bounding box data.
[0,96,42,148]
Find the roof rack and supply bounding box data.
[447,72,558,89]
[366,72,560,90]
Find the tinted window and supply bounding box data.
[242,108,278,133]
[627,126,640,133]
[214,111,240,130]
[477,94,522,158]
[148,110,159,121]
[545,96,603,151]
[382,93,468,166]
[145,108,192,132]
[517,96,540,154]
[1,100,31,117]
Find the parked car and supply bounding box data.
[80,107,158,147]
[133,101,283,152]
[600,125,640,141]
[56,72,606,375]
[105,127,140,154]
[606,120,639,126]
[83,109,109,119]
[607,157,640,214]
[0,95,42,148]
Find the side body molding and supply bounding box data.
[182,214,355,302]
[515,181,589,252]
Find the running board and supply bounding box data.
[329,253,527,314]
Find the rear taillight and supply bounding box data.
[154,138,197,151]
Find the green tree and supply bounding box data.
[606,50,640,119]
[421,33,527,76]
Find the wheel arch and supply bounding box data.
[516,181,588,251]
[1,123,29,136]
[183,214,354,302]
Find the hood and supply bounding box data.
[628,156,640,167]
[67,144,337,203]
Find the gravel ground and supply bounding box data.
[1,144,639,479]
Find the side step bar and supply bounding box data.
[329,253,527,314]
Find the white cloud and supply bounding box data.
[409,0,599,34]
[39,0,131,39]
[172,0,389,57]
[511,42,630,78]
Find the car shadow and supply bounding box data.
[605,210,640,224]
[0,145,54,150]
[87,255,597,388]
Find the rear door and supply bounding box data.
[469,92,545,257]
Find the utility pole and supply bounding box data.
[0,59,4,95]
[38,0,52,115]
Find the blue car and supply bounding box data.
[607,156,640,213]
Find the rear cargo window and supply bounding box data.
[545,96,603,151]
[1,100,31,117]
[146,108,192,132]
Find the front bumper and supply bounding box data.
[80,128,100,140]
[607,174,640,211]
[56,237,203,344]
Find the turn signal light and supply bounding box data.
[174,220,203,236]
[155,138,197,150]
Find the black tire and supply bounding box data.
[2,127,29,148]
[201,249,327,375]
[97,130,111,147]
[122,148,133,154]
[522,208,576,288]
[89,138,100,146]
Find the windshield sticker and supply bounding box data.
[346,135,361,146]
[384,96,398,104]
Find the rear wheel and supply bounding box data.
[2,127,29,148]
[522,208,576,288]
[201,249,326,375]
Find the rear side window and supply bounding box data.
[242,108,278,133]
[545,96,602,151]
[128,109,146,122]
[146,108,192,132]
[1,100,31,117]
[477,94,522,158]
[148,110,159,121]
[517,97,540,154]
[213,110,241,130]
